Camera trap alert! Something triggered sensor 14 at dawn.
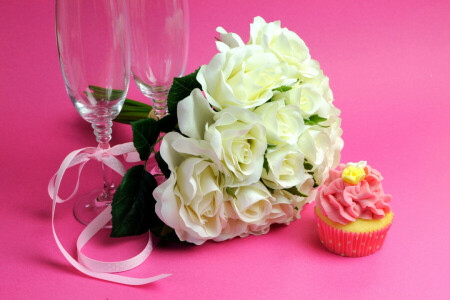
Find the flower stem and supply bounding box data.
[124,98,152,108]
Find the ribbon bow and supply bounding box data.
[48,142,170,285]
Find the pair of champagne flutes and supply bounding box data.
[56,0,189,225]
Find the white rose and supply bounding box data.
[229,181,273,224]
[262,190,296,224]
[295,177,316,208]
[214,181,315,242]
[296,113,343,186]
[213,201,249,242]
[177,91,291,189]
[177,88,215,140]
[215,26,245,52]
[153,132,227,245]
[157,132,223,171]
[214,182,273,242]
[310,119,344,185]
[248,16,320,79]
[302,70,334,103]
[274,83,330,119]
[246,189,306,235]
[205,107,267,187]
[277,187,312,220]
[253,101,305,145]
[196,44,298,110]
[297,127,331,167]
[246,223,271,236]
[261,144,308,189]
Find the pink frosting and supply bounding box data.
[316,164,392,225]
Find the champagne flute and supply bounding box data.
[56,0,130,225]
[127,0,189,118]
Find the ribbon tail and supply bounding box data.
[48,148,92,203]
[50,146,171,285]
[77,206,155,273]
[52,213,171,285]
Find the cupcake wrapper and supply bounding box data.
[315,214,392,257]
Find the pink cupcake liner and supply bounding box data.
[315,213,393,257]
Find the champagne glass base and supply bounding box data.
[73,189,112,228]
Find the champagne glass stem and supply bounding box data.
[147,88,169,119]
[92,120,115,204]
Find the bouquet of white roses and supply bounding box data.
[111,17,343,245]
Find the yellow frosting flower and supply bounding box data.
[342,165,366,185]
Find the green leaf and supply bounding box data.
[111,165,188,244]
[226,187,237,199]
[272,85,292,93]
[156,114,177,133]
[304,114,328,126]
[129,112,178,162]
[155,151,171,179]
[284,186,308,198]
[111,165,157,237]
[267,144,277,149]
[167,68,202,116]
[313,178,319,188]
[307,171,319,188]
[131,118,159,161]
[263,154,270,174]
[303,160,314,171]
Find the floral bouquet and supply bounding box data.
[111,17,343,245]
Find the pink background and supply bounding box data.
[1,0,449,298]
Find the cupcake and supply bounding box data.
[315,161,393,257]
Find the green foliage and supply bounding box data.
[155,151,171,179]
[303,160,314,171]
[110,70,206,244]
[272,85,293,93]
[111,165,157,237]
[167,68,202,116]
[284,186,308,198]
[131,119,159,161]
[110,165,187,243]
[312,177,319,188]
[304,114,328,127]
[226,187,237,199]
[157,114,177,133]
[263,154,270,174]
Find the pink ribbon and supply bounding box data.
[48,142,171,285]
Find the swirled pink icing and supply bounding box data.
[316,164,392,225]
